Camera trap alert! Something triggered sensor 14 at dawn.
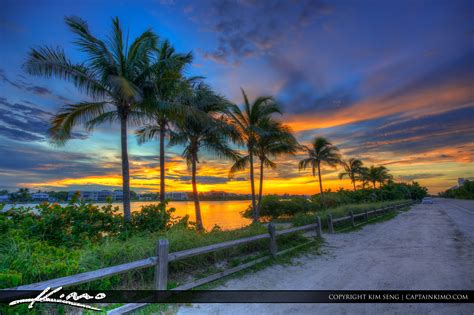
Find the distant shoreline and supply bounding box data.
[2,199,252,206]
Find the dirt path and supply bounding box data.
[177,199,474,314]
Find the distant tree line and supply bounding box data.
[439,180,474,200]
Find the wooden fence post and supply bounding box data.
[350,211,355,227]
[316,216,322,237]
[155,239,169,290]
[364,209,369,221]
[327,214,334,234]
[268,223,277,258]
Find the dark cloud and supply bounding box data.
[0,68,70,102]
[0,97,87,142]
[201,0,332,64]
[0,97,53,142]
[0,144,120,188]
[0,125,44,142]
[342,106,474,157]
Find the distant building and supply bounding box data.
[97,190,113,202]
[165,192,189,201]
[67,191,79,201]
[447,178,465,191]
[113,190,123,201]
[82,191,99,201]
[139,195,153,201]
[67,191,99,201]
[0,195,9,203]
[202,191,226,199]
[31,192,49,202]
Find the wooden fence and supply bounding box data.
[7,200,414,314]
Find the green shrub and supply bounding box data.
[439,180,474,200]
[0,270,22,287]
[3,201,183,248]
[242,195,318,219]
[245,182,425,220]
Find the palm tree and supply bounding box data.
[339,158,364,190]
[24,16,160,222]
[377,166,393,187]
[298,137,341,206]
[358,167,370,189]
[136,40,193,203]
[230,120,298,215]
[170,83,239,230]
[226,89,281,222]
[365,165,392,188]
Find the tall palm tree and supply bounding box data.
[136,40,193,202]
[339,158,364,190]
[24,16,160,222]
[170,83,239,230]
[230,120,298,215]
[226,89,281,222]
[298,137,341,206]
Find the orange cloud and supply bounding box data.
[285,82,473,132]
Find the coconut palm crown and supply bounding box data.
[24,16,162,222]
[136,40,194,202]
[226,88,281,222]
[230,119,298,216]
[298,137,341,206]
[339,158,364,190]
[169,82,239,230]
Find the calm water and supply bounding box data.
[125,200,252,230]
[3,200,253,231]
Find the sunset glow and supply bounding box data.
[1,0,473,195]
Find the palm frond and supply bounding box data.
[298,158,314,171]
[229,155,250,178]
[49,101,110,145]
[24,46,110,99]
[64,16,116,75]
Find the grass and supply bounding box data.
[291,199,408,230]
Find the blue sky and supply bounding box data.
[1,0,473,194]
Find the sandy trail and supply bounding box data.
[177,199,474,314]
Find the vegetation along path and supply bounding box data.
[177,199,474,314]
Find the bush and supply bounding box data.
[242,195,318,219]
[439,180,474,200]
[3,201,183,247]
[249,182,427,219]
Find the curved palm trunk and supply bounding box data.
[249,149,258,222]
[191,153,203,231]
[372,181,377,189]
[352,176,356,190]
[159,123,166,203]
[317,161,325,207]
[256,158,264,215]
[120,117,131,222]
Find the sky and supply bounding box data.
[0,0,473,195]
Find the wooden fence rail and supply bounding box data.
[6,200,414,314]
